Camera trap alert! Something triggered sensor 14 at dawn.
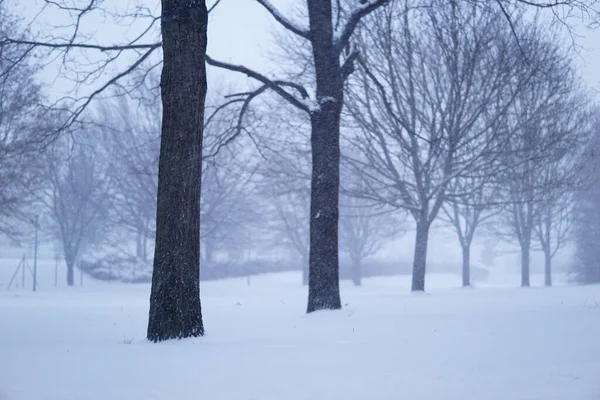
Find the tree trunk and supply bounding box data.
[147,0,207,342]
[411,219,430,292]
[351,258,362,287]
[306,0,343,313]
[66,261,74,287]
[521,241,530,287]
[461,245,471,287]
[307,109,342,311]
[544,249,552,287]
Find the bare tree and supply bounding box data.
[534,192,574,286]
[440,179,499,287]
[39,137,112,286]
[269,189,311,284]
[531,112,589,286]
[200,154,261,266]
[206,0,391,312]
[0,5,49,239]
[345,1,530,291]
[339,191,404,286]
[253,105,312,284]
[146,0,208,342]
[95,95,160,262]
[495,32,587,287]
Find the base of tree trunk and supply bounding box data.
[544,257,552,287]
[411,268,426,292]
[411,221,429,292]
[67,266,74,287]
[307,289,342,313]
[147,293,204,342]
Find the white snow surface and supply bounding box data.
[1,272,599,400]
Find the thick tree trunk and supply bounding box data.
[306,0,342,313]
[544,249,552,287]
[411,220,430,292]
[351,258,362,287]
[461,245,471,287]
[147,0,207,342]
[307,109,342,311]
[521,241,530,287]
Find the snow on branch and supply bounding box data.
[256,0,310,39]
[334,0,390,55]
[205,55,312,113]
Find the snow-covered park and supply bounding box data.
[1,268,599,400]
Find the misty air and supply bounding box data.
[0,0,599,399]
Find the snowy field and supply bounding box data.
[1,271,599,400]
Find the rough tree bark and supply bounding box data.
[306,0,343,312]
[147,0,207,342]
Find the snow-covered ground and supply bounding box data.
[1,271,599,400]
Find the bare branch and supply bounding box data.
[206,55,312,113]
[1,38,160,52]
[208,0,223,14]
[62,44,161,129]
[256,0,310,39]
[335,0,390,55]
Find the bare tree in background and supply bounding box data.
[531,112,590,286]
[200,155,261,267]
[0,5,48,239]
[255,106,312,284]
[345,1,529,291]
[339,191,404,286]
[96,95,160,262]
[440,185,491,287]
[39,138,112,286]
[534,192,575,286]
[270,189,311,284]
[495,33,587,287]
